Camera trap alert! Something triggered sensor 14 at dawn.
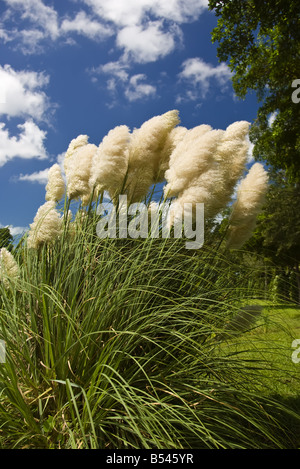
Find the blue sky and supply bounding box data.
[0,0,259,239]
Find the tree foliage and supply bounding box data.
[0,227,13,251]
[246,170,300,303]
[209,0,300,180]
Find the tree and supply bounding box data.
[0,227,13,251]
[246,171,300,304]
[209,0,300,181]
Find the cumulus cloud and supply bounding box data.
[0,64,50,121]
[177,57,232,100]
[4,0,60,40]
[0,222,28,237]
[90,63,156,104]
[60,11,113,41]
[84,0,208,27]
[93,60,130,83]
[116,21,180,64]
[0,120,47,167]
[16,152,66,186]
[0,64,52,167]
[1,0,208,63]
[124,74,156,101]
[1,0,112,52]
[18,168,50,185]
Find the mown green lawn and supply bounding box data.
[218,301,300,447]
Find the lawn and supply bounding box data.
[217,301,300,447]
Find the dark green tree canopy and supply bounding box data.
[245,170,300,303]
[0,227,13,250]
[209,0,300,180]
[248,171,300,266]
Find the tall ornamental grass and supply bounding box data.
[0,216,298,449]
[0,111,298,449]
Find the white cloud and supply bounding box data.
[3,0,59,40]
[268,111,278,127]
[124,74,156,101]
[152,0,209,23]
[117,21,179,64]
[1,0,208,63]
[60,11,113,41]
[18,168,49,184]
[85,1,187,64]
[0,223,28,237]
[0,28,12,43]
[0,120,47,167]
[246,135,254,163]
[178,58,232,99]
[2,0,59,51]
[94,61,129,82]
[84,0,208,27]
[18,29,47,54]
[1,1,112,52]
[0,64,50,121]
[90,62,156,103]
[17,152,66,185]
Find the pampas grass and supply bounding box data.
[27,201,64,249]
[0,248,19,289]
[66,143,97,205]
[45,164,65,203]
[89,125,131,201]
[125,110,180,203]
[0,112,293,450]
[226,162,269,249]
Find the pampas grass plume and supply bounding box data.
[89,125,130,200]
[226,162,269,249]
[45,163,65,202]
[27,201,64,249]
[64,134,89,175]
[0,248,19,289]
[66,143,97,204]
[126,110,180,202]
[164,126,222,197]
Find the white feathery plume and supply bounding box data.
[66,143,97,204]
[156,126,188,182]
[193,120,251,219]
[0,248,19,289]
[165,120,252,225]
[64,134,89,176]
[226,162,269,249]
[167,167,221,226]
[126,110,180,203]
[214,121,251,200]
[27,201,64,249]
[45,163,65,202]
[89,125,130,200]
[164,125,222,198]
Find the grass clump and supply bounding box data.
[0,212,299,449]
